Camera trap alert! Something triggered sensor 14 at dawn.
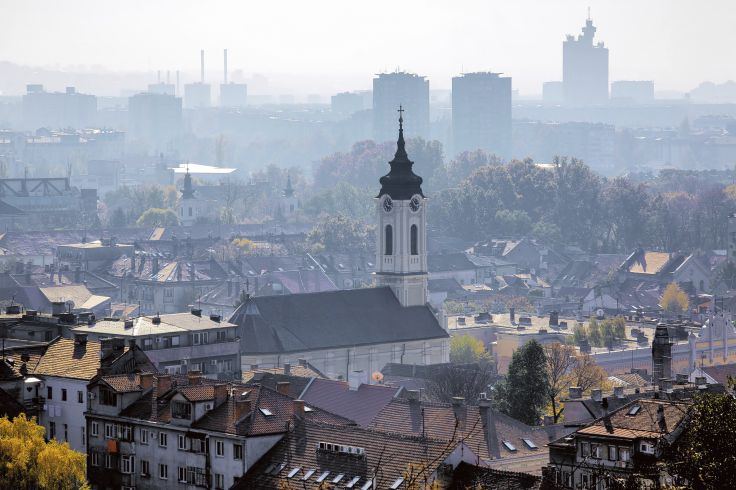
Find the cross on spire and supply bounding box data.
[398,105,404,130]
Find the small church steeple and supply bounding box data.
[181,164,195,199]
[377,105,424,201]
[283,173,294,198]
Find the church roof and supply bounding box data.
[377,107,424,200]
[229,287,447,355]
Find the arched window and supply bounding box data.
[384,225,393,255]
[410,225,418,255]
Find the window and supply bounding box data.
[591,443,600,459]
[581,442,589,457]
[91,452,99,467]
[172,402,192,420]
[141,459,150,477]
[216,330,227,342]
[121,455,135,474]
[233,443,243,460]
[77,391,84,403]
[61,389,67,401]
[609,445,618,461]
[63,424,68,442]
[384,225,393,255]
[522,438,538,449]
[105,454,113,469]
[91,422,99,437]
[159,463,168,479]
[178,434,187,450]
[105,423,116,439]
[410,224,418,255]
[216,440,224,457]
[164,288,174,303]
[215,473,224,489]
[159,432,168,447]
[141,428,149,444]
[620,448,631,462]
[99,388,117,407]
[118,425,132,441]
[260,408,274,416]
[502,440,517,452]
[49,422,56,440]
[81,426,85,446]
[47,386,53,400]
[178,466,187,483]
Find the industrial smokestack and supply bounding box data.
[223,49,228,84]
[166,70,170,84]
[176,70,180,96]
[200,49,205,83]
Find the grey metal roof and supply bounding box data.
[230,287,448,355]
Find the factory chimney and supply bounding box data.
[200,49,205,83]
[223,49,228,84]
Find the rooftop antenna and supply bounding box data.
[223,49,228,84]
[200,49,205,84]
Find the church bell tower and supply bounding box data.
[375,106,428,307]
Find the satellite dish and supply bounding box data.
[372,371,384,383]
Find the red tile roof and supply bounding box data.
[300,379,401,426]
[575,399,690,441]
[34,338,126,380]
[101,373,144,393]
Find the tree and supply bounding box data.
[661,282,689,315]
[664,393,736,489]
[426,364,496,404]
[450,335,492,365]
[136,207,179,227]
[0,414,89,490]
[569,354,608,393]
[494,340,548,425]
[109,207,126,228]
[544,343,576,423]
[305,214,373,254]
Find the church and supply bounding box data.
[229,109,450,380]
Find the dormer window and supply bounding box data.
[172,401,192,420]
[100,387,117,407]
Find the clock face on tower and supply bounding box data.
[410,196,421,212]
[383,196,393,213]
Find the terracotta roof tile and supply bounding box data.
[300,379,401,426]
[34,338,126,380]
[575,399,689,440]
[102,373,144,393]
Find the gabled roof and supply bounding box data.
[34,338,126,380]
[229,287,448,355]
[300,379,402,426]
[235,421,459,490]
[370,399,550,465]
[428,253,477,273]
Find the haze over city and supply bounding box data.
[1,0,733,95]
[1,2,736,489]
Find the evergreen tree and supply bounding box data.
[494,340,548,425]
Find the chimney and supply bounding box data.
[200,49,205,83]
[348,370,365,391]
[568,387,582,399]
[188,371,203,385]
[74,333,88,345]
[452,397,466,430]
[591,389,602,402]
[234,398,251,421]
[276,381,291,396]
[549,310,559,327]
[509,307,515,324]
[293,399,305,417]
[209,313,221,323]
[157,374,172,394]
[151,378,158,421]
[140,373,154,391]
[51,301,65,316]
[283,362,291,375]
[152,257,160,275]
[613,386,624,399]
[191,308,202,317]
[214,384,228,407]
[478,393,501,458]
[657,404,667,431]
[298,358,307,367]
[223,48,228,84]
[407,390,420,403]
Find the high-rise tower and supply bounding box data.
[563,15,609,106]
[375,107,428,307]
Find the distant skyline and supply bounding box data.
[1,0,732,96]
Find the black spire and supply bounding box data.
[283,173,294,197]
[377,106,424,200]
[181,164,195,199]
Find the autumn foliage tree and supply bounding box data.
[0,414,89,489]
[449,335,492,365]
[661,282,689,315]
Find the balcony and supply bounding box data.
[144,339,240,365]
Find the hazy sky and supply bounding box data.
[2,0,732,95]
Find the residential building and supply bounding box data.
[618,249,712,293]
[34,335,155,452]
[70,311,241,379]
[299,378,402,426]
[128,92,183,152]
[229,114,449,378]
[373,72,430,141]
[275,175,299,220]
[220,83,247,108]
[452,72,512,158]
[22,85,96,130]
[85,372,350,490]
[545,399,690,488]
[331,91,365,115]
[563,16,609,106]
[184,83,211,109]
